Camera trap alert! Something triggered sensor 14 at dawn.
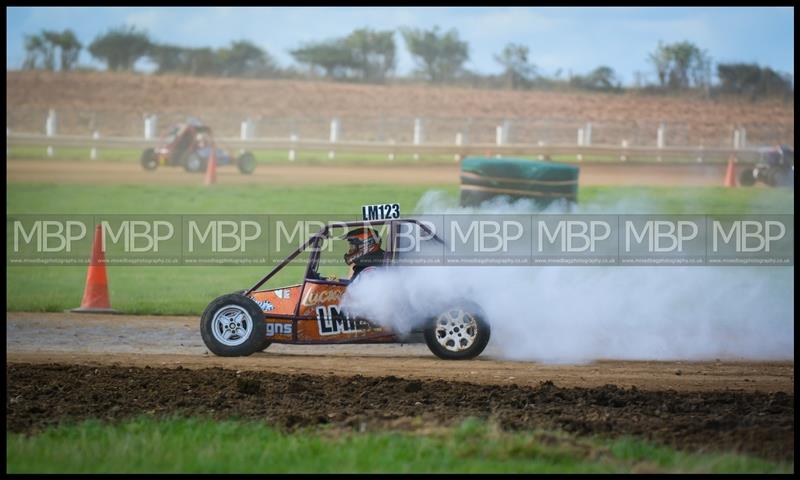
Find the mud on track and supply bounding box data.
[6,363,794,462]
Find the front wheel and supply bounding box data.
[141,148,158,171]
[200,293,267,357]
[424,302,490,360]
[237,152,256,175]
[184,152,207,173]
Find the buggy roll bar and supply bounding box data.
[243,218,443,295]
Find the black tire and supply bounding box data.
[423,301,490,360]
[200,293,267,357]
[140,148,158,171]
[232,290,271,352]
[183,152,207,173]
[738,168,756,187]
[237,152,256,175]
[772,168,794,188]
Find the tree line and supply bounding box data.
[21,25,793,100]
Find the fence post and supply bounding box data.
[328,118,339,160]
[90,131,100,160]
[656,123,665,162]
[576,127,584,162]
[240,118,254,155]
[240,119,254,140]
[733,129,741,149]
[455,132,463,162]
[413,118,423,161]
[144,114,157,140]
[584,122,592,146]
[620,139,628,162]
[46,109,57,157]
[289,134,298,162]
[740,128,746,148]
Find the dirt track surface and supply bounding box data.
[6,363,794,461]
[6,159,729,187]
[6,312,794,394]
[6,312,795,460]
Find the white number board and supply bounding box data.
[361,203,400,221]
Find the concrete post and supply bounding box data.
[90,131,100,160]
[413,118,423,161]
[241,119,255,141]
[620,139,628,162]
[733,129,741,149]
[328,118,339,160]
[577,127,584,162]
[144,114,157,140]
[584,122,592,146]
[289,134,298,162]
[46,109,57,157]
[455,132,464,162]
[656,123,665,162]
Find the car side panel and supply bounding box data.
[295,281,395,343]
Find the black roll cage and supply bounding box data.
[244,218,443,295]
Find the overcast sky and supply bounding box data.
[6,6,794,85]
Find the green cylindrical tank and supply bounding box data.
[459,157,579,207]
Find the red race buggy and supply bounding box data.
[140,118,256,174]
[199,217,491,360]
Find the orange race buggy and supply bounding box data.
[200,218,491,360]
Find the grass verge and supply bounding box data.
[6,417,792,473]
[8,145,733,165]
[6,183,794,314]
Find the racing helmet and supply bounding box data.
[343,227,382,265]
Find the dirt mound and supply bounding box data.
[6,71,794,144]
[6,363,793,461]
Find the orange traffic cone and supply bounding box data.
[724,155,737,187]
[71,225,117,313]
[205,143,217,186]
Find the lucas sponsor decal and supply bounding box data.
[316,305,380,336]
[266,322,292,337]
[302,288,343,306]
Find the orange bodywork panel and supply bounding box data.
[248,281,395,344]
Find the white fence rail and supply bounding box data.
[7,132,766,164]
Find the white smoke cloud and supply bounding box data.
[340,190,794,363]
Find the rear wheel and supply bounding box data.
[738,168,756,187]
[237,152,256,175]
[424,301,490,360]
[200,293,267,357]
[140,148,158,171]
[772,168,794,188]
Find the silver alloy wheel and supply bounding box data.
[211,305,253,346]
[434,308,478,352]
[187,154,202,171]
